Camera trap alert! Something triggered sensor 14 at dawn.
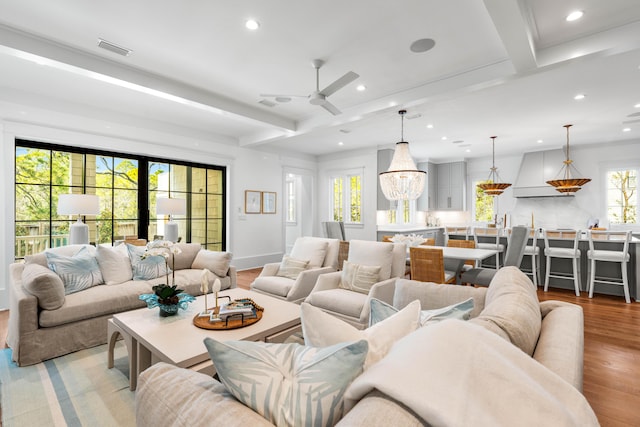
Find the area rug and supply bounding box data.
[0,342,135,426]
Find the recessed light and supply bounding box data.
[338,141,344,146]
[566,11,583,22]
[389,102,398,107]
[635,103,640,108]
[245,19,260,30]
[426,124,434,129]
[537,139,543,144]
[441,136,447,140]
[623,128,631,132]
[465,149,471,153]
[356,84,366,91]
[574,94,586,100]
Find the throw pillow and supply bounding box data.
[340,261,381,294]
[301,301,420,369]
[290,237,328,268]
[96,244,133,285]
[127,243,171,281]
[191,250,232,277]
[21,263,66,309]
[369,298,475,328]
[276,255,309,280]
[203,337,368,427]
[46,246,104,294]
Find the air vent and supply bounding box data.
[406,113,422,120]
[339,129,351,134]
[258,99,276,107]
[97,38,132,56]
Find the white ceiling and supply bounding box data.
[1,0,639,161]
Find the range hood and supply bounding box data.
[512,149,572,198]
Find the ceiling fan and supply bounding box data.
[260,59,359,115]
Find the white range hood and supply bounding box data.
[512,149,572,198]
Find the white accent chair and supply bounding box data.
[587,230,632,303]
[543,229,582,296]
[250,237,340,303]
[304,239,407,329]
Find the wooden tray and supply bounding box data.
[193,306,263,330]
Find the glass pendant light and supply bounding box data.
[379,110,426,201]
[477,136,511,196]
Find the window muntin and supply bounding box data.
[286,178,296,223]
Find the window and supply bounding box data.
[330,169,362,224]
[474,179,494,222]
[15,140,226,259]
[286,178,296,223]
[607,169,638,224]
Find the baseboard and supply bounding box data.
[232,252,283,271]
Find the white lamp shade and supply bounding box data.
[379,142,426,200]
[58,194,100,216]
[156,197,187,215]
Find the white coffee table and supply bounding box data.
[109,288,302,390]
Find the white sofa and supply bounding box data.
[135,267,596,426]
[7,242,236,366]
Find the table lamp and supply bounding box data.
[58,194,100,245]
[157,197,186,242]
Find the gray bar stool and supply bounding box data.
[587,230,632,303]
[512,228,540,287]
[543,229,581,296]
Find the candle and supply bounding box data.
[531,212,534,228]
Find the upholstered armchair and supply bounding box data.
[304,239,407,329]
[250,237,340,303]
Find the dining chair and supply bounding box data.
[322,221,346,240]
[409,246,457,284]
[473,227,505,268]
[587,230,632,303]
[421,237,436,246]
[543,229,581,296]
[446,239,476,270]
[461,226,530,287]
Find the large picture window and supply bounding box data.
[474,179,495,222]
[14,140,226,259]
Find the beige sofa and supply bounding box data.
[7,243,236,366]
[136,267,595,426]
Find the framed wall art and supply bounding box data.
[262,191,277,214]
[245,190,262,214]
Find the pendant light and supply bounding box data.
[546,124,591,193]
[379,110,426,201]
[477,136,511,196]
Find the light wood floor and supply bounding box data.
[1,268,638,426]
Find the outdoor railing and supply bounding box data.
[15,235,68,259]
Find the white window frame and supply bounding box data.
[329,168,364,225]
[285,177,296,225]
[472,178,496,223]
[604,165,639,226]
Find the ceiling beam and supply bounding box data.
[483,0,538,73]
[0,24,296,132]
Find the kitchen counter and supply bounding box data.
[377,226,445,246]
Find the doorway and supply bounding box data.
[283,169,314,253]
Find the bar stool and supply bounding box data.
[587,230,632,303]
[445,226,470,245]
[509,228,540,287]
[473,227,505,268]
[543,229,581,296]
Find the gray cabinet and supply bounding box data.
[416,162,435,211]
[435,161,466,210]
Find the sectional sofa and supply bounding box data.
[7,242,236,366]
[135,267,597,426]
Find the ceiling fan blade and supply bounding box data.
[260,93,308,98]
[320,71,359,96]
[321,100,342,115]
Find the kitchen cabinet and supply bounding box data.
[416,162,436,211]
[436,161,466,210]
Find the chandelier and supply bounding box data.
[379,110,426,201]
[546,124,591,193]
[477,136,511,196]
